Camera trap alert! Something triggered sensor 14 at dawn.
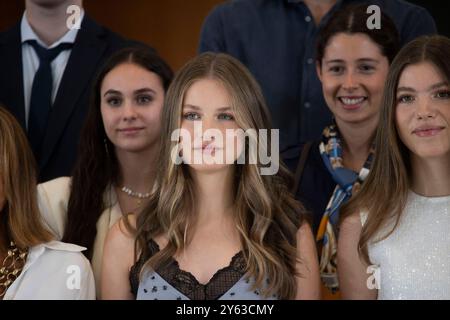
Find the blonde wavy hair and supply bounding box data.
[0,106,53,249]
[133,53,306,299]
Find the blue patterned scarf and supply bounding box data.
[317,122,374,293]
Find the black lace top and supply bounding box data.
[129,239,247,300]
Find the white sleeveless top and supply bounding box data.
[361,191,450,300]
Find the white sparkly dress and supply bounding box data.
[363,191,450,300]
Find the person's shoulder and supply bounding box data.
[37,176,72,205]
[105,215,136,251]
[38,241,89,262]
[37,177,72,240]
[25,241,95,299]
[100,25,148,49]
[370,0,434,21]
[378,0,429,12]
[0,22,20,43]
[80,15,152,51]
[41,240,85,252]
[29,241,92,275]
[102,216,136,274]
[38,176,71,193]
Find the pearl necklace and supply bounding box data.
[120,186,151,199]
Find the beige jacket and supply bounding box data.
[37,177,123,298]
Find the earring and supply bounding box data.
[104,138,109,155]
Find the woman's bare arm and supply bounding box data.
[295,222,321,299]
[338,213,377,299]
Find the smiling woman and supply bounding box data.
[339,35,450,300]
[317,33,390,125]
[281,4,400,299]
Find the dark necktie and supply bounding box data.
[26,39,73,161]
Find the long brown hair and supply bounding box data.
[341,35,450,264]
[135,53,306,299]
[0,106,53,248]
[63,47,173,259]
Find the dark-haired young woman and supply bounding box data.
[38,47,173,298]
[282,4,400,298]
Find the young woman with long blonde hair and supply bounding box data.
[102,53,320,300]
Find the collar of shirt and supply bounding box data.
[4,240,88,300]
[22,240,87,274]
[20,9,85,48]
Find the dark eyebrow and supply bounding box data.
[103,89,122,97]
[325,59,345,65]
[397,87,415,93]
[134,88,156,95]
[216,107,232,112]
[183,105,232,112]
[356,58,379,64]
[397,82,449,94]
[325,58,380,64]
[428,81,449,91]
[183,104,201,110]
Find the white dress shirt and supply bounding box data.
[20,11,84,128]
[4,241,95,300]
[38,177,123,298]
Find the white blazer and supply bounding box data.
[4,241,95,300]
[37,177,123,298]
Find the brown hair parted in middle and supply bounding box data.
[340,35,450,265]
[316,4,400,66]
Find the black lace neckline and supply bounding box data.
[130,238,247,300]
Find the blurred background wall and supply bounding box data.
[0,0,448,72]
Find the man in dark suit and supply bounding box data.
[0,0,148,182]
